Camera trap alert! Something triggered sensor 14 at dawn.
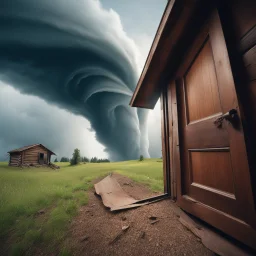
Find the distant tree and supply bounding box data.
[90,157,98,163]
[89,157,110,163]
[81,156,89,163]
[60,157,69,162]
[139,155,144,161]
[70,148,81,165]
[54,158,58,162]
[99,158,110,163]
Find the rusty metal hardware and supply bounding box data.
[214,109,238,127]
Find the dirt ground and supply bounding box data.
[65,173,214,256]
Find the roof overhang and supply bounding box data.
[130,0,213,109]
[8,143,56,155]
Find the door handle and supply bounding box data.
[214,109,238,127]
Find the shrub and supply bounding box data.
[54,158,58,163]
[139,155,144,161]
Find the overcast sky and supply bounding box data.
[0,0,166,161]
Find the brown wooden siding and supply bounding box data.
[23,145,49,165]
[9,153,22,166]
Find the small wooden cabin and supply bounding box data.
[131,0,256,251]
[8,144,56,167]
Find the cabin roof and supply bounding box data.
[8,144,56,155]
[130,0,208,109]
[129,0,174,109]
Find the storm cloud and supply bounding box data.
[0,0,151,161]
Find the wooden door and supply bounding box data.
[39,153,44,164]
[174,10,256,248]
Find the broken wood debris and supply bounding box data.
[109,225,130,245]
[121,225,129,231]
[19,162,60,170]
[150,220,160,225]
[80,235,89,242]
[139,231,145,239]
[94,175,168,211]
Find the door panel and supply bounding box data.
[189,150,234,195]
[185,38,222,123]
[174,9,256,248]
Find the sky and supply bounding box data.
[0,0,167,161]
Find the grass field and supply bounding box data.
[0,159,163,256]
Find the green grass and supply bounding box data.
[0,159,163,255]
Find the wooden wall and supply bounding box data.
[23,145,49,165]
[227,0,256,202]
[9,153,21,167]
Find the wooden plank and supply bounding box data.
[160,92,167,193]
[166,84,174,197]
[170,81,179,200]
[94,175,138,210]
[240,25,256,53]
[173,205,254,256]
[243,45,256,81]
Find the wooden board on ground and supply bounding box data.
[94,174,166,211]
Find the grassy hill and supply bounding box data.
[0,159,163,256]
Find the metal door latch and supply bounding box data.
[214,109,238,127]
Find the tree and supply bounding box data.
[89,157,110,163]
[81,156,89,162]
[90,157,98,163]
[70,148,81,165]
[54,158,58,162]
[60,157,69,162]
[139,155,144,161]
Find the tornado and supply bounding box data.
[0,0,150,161]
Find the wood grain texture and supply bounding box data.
[23,145,49,164]
[168,81,180,200]
[185,39,221,123]
[240,25,256,53]
[9,153,21,166]
[178,196,256,251]
[243,45,256,81]
[189,150,234,194]
[175,9,256,247]
[160,93,168,194]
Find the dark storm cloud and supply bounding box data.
[0,0,150,160]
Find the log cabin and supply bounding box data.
[130,0,256,251]
[8,144,56,167]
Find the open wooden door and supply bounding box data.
[173,10,256,249]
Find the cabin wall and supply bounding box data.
[224,0,256,201]
[23,146,49,165]
[9,153,22,166]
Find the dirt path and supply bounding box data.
[65,174,214,256]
